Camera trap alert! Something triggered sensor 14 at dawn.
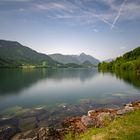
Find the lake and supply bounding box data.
[0,68,140,120]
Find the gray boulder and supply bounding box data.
[81,115,94,127]
[96,112,113,122]
[87,110,95,117]
[117,106,134,115]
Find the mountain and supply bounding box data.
[98,46,140,72]
[49,53,100,66]
[49,53,81,64]
[0,40,57,67]
[78,53,100,65]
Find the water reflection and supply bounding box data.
[100,70,140,89]
[114,71,140,89]
[0,68,140,113]
[0,68,97,94]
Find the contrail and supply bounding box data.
[90,13,112,27]
[111,0,127,29]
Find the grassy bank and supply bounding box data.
[64,109,140,140]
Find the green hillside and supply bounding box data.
[0,40,58,68]
[98,46,140,73]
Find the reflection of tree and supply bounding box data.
[114,71,140,89]
[0,68,97,94]
[0,68,52,94]
[100,70,140,89]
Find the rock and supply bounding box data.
[124,106,134,110]
[0,117,18,128]
[62,117,87,132]
[12,127,63,140]
[125,103,133,107]
[93,112,116,128]
[96,112,113,122]
[91,109,117,117]
[81,115,94,127]
[18,117,37,131]
[88,110,95,117]
[117,107,134,115]
[131,101,140,109]
[0,125,19,140]
[11,129,38,140]
[117,109,126,115]
[37,127,61,140]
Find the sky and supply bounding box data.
[0,0,140,60]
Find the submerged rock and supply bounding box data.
[12,129,37,140]
[12,127,65,140]
[0,125,19,140]
[18,116,37,131]
[0,117,18,128]
[2,101,140,139]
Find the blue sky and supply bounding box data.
[0,0,140,60]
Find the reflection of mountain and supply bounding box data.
[0,69,50,94]
[48,68,98,82]
[0,68,97,94]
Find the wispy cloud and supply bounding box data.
[35,3,69,11]
[0,0,140,30]
[32,1,114,27]
[93,29,99,33]
[0,0,32,2]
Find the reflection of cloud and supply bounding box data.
[0,0,140,29]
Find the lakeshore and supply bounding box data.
[0,100,140,140]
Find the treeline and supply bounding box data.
[98,47,140,73]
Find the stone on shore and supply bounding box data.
[117,106,134,115]
[96,112,113,122]
[81,115,94,127]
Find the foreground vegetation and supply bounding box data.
[98,47,140,73]
[64,109,140,140]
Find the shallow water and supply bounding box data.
[0,68,140,115]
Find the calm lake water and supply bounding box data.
[0,68,140,115]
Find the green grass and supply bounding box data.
[64,109,140,140]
